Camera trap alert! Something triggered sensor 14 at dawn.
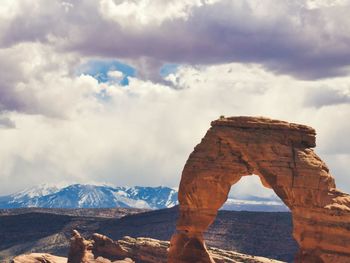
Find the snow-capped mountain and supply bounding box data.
[222,196,289,212]
[9,183,61,200]
[0,184,178,209]
[0,184,288,211]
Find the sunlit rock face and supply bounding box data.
[168,116,350,263]
[12,253,67,263]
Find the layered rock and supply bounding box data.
[67,230,131,263]
[12,231,283,263]
[168,116,350,263]
[12,253,67,263]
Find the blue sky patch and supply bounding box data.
[78,60,136,86]
[160,64,179,77]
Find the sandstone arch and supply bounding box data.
[168,117,350,263]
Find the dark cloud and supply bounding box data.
[0,116,15,129]
[54,1,350,79]
[304,87,350,108]
[0,41,83,116]
[1,0,350,81]
[0,48,26,112]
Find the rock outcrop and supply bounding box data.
[118,236,284,262]
[168,116,350,263]
[12,231,283,263]
[67,230,131,263]
[68,230,94,263]
[12,253,67,263]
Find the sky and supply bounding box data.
[0,0,349,196]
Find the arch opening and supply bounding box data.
[221,174,289,212]
[204,174,297,262]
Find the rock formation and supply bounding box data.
[168,116,350,263]
[12,253,67,263]
[67,230,131,263]
[68,230,94,263]
[12,231,284,263]
[117,236,284,262]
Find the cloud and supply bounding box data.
[0,43,92,117]
[0,0,349,198]
[304,86,350,108]
[0,116,15,129]
[99,0,202,27]
[108,70,123,79]
[307,0,350,9]
[1,0,350,80]
[0,58,349,196]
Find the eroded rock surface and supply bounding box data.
[168,116,350,263]
[67,230,131,263]
[12,253,67,263]
[12,231,283,263]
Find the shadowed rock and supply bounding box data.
[168,116,350,263]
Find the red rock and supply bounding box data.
[92,233,128,260]
[68,230,95,263]
[13,234,284,263]
[67,230,132,263]
[168,116,350,263]
[12,253,67,263]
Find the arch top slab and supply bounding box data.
[212,116,316,147]
[168,116,350,263]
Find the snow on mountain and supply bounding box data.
[0,184,288,211]
[222,195,289,212]
[11,184,61,200]
[0,184,178,209]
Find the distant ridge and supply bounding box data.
[0,184,288,211]
[0,184,177,209]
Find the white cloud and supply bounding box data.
[0,0,349,198]
[0,0,19,19]
[307,0,350,9]
[107,70,124,83]
[61,2,74,13]
[99,0,203,27]
[0,53,349,196]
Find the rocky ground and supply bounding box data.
[12,231,285,263]
[0,207,297,262]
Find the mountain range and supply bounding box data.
[0,184,177,210]
[0,184,288,211]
